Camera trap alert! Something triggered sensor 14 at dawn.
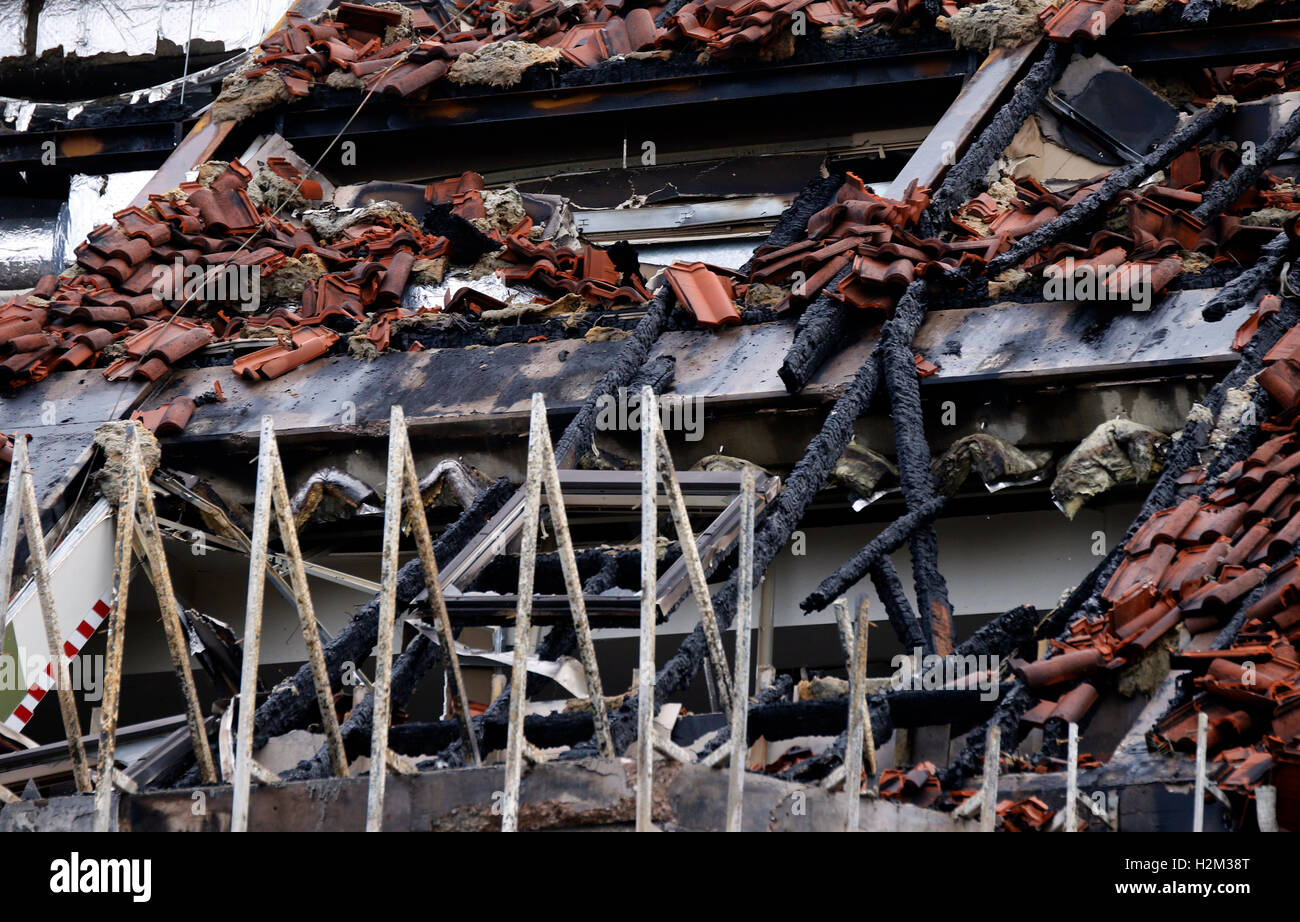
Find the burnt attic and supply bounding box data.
[2,0,1300,833]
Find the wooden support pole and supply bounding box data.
[393,407,479,767]
[534,401,614,759]
[265,435,349,782]
[15,437,92,793]
[652,422,733,715]
[1194,710,1208,833]
[95,425,142,832]
[365,410,409,832]
[0,433,23,657]
[501,398,548,833]
[1257,784,1278,832]
[636,387,658,833]
[1066,721,1079,833]
[233,416,353,830]
[857,595,876,781]
[134,451,220,790]
[843,597,871,831]
[232,416,276,833]
[980,723,1000,833]
[725,467,756,833]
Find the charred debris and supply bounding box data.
[4,0,1300,832]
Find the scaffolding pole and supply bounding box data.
[502,393,615,831]
[843,597,871,831]
[367,406,481,832]
[233,416,347,832]
[94,425,142,832]
[725,467,756,832]
[11,436,92,793]
[636,387,659,832]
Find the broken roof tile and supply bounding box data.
[233,327,340,382]
[663,263,742,328]
[130,397,197,436]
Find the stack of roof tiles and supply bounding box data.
[745,176,957,316]
[236,1,673,104]
[0,158,457,397]
[1,157,737,427]
[948,146,1298,299]
[1204,59,1300,102]
[498,228,651,307]
[227,0,961,107]
[879,763,1074,829]
[1002,271,1300,827]
[672,0,927,54]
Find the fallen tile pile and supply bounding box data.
[0,163,665,418]
[952,150,1296,301]
[1,158,449,394]
[221,0,967,111]
[745,177,963,317]
[1004,267,1300,825]
[880,762,1078,829]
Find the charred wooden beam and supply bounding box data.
[778,271,853,393]
[377,678,996,763]
[799,495,945,617]
[1202,234,1291,321]
[869,557,928,654]
[552,287,675,468]
[881,286,953,654]
[955,603,1038,660]
[738,173,845,276]
[692,674,796,759]
[1193,106,1300,224]
[940,684,1037,787]
[563,282,937,760]
[918,43,1065,239]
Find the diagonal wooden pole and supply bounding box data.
[14,436,92,793]
[232,415,347,831]
[651,418,733,716]
[365,407,408,832]
[0,435,24,659]
[502,393,616,831]
[367,406,481,832]
[636,386,658,832]
[94,424,142,832]
[394,407,479,766]
[263,432,348,781]
[133,442,219,788]
[725,466,756,832]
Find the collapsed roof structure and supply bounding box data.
[3,0,1300,831]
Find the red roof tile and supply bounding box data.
[663,262,742,328]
